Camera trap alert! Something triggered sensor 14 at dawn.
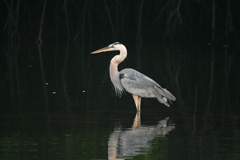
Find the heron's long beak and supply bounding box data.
[91,46,115,54]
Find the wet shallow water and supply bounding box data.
[1,106,240,160]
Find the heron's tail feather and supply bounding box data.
[154,86,176,101]
[154,86,176,107]
[156,96,170,107]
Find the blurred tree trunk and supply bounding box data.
[223,0,232,115]
[79,0,90,110]
[136,0,144,69]
[80,0,88,90]
[192,84,198,134]
[4,0,21,108]
[53,1,60,106]
[38,0,49,113]
[206,0,216,114]
[104,0,115,39]
[104,0,124,40]
[202,0,216,133]
[62,0,71,108]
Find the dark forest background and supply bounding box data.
[0,0,240,116]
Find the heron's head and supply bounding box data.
[91,42,125,54]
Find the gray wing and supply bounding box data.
[119,68,176,102]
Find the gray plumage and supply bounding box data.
[119,68,176,107]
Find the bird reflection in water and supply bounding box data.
[108,113,175,160]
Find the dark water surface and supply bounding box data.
[1,103,240,160]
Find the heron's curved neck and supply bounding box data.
[109,45,127,95]
[110,45,127,73]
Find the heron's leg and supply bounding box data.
[132,95,138,111]
[133,95,141,112]
[132,111,141,128]
[138,97,141,112]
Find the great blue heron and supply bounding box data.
[91,42,176,112]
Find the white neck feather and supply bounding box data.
[109,44,127,96]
